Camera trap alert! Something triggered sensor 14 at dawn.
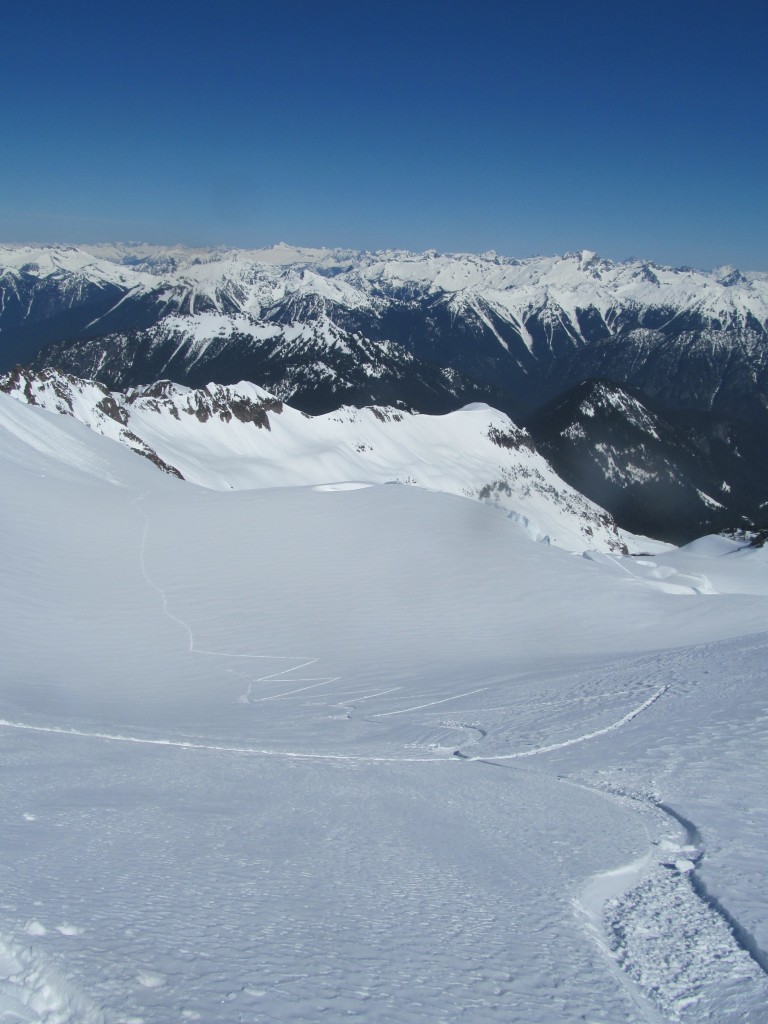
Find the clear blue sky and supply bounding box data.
[4,0,767,269]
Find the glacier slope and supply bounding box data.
[1,397,768,1023]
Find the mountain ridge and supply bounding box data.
[2,242,767,425]
[0,364,643,554]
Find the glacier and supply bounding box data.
[1,391,768,1023]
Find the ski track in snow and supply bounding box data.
[567,779,768,1022]
[655,802,768,979]
[133,493,342,703]
[457,685,668,762]
[0,683,672,767]
[0,716,451,763]
[369,687,489,718]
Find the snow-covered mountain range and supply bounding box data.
[3,242,768,423]
[0,366,635,553]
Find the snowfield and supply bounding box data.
[1,393,768,1023]
[0,369,642,553]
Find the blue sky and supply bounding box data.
[4,0,767,268]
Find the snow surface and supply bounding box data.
[1,394,768,1023]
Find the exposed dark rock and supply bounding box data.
[487,425,535,452]
[95,395,128,424]
[121,429,184,479]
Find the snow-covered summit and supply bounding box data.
[0,243,155,291]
